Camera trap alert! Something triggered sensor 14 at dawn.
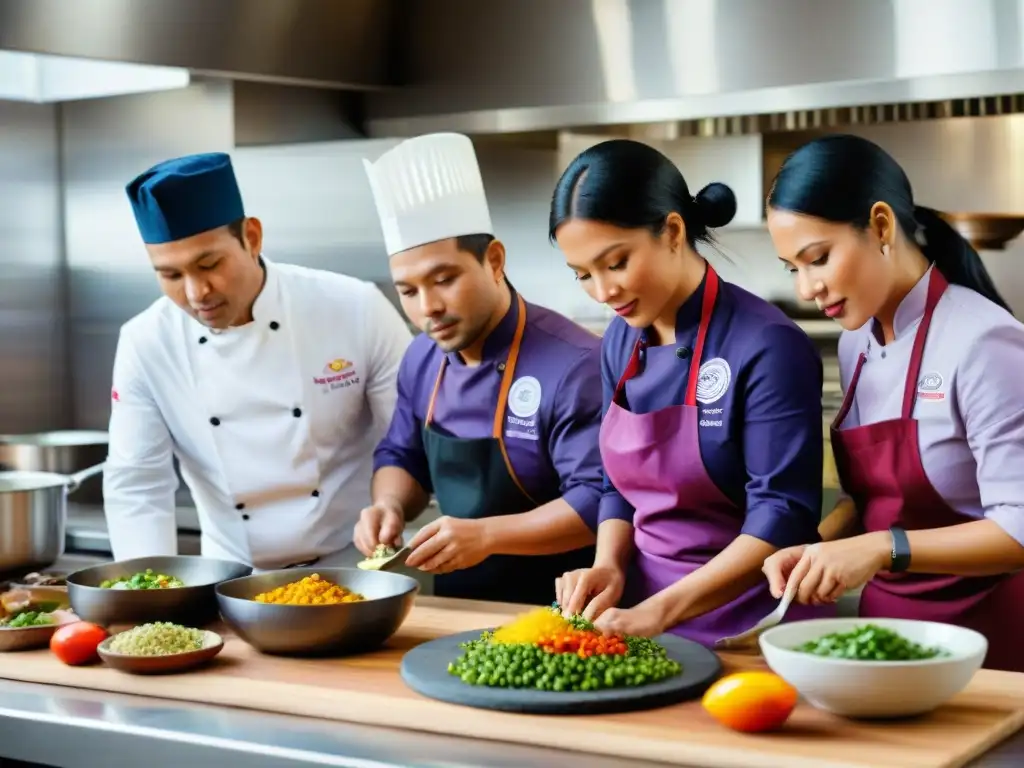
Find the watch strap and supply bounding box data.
[889,525,911,573]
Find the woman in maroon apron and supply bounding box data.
[765,134,1024,673]
[548,139,833,646]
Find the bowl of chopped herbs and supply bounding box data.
[758,618,987,718]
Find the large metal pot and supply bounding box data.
[0,430,108,505]
[0,463,105,576]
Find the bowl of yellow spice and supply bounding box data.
[215,568,419,656]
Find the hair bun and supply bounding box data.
[694,182,737,229]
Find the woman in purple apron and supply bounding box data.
[548,139,834,646]
[764,134,1024,673]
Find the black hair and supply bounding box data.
[226,217,246,247]
[548,138,737,248]
[767,134,1010,312]
[455,233,495,262]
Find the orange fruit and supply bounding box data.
[701,671,798,733]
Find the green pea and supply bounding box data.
[793,624,948,661]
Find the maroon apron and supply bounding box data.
[833,267,1024,672]
[599,264,830,646]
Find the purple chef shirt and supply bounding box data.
[598,269,825,550]
[837,265,1024,546]
[373,286,604,529]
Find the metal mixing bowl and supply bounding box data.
[215,567,419,656]
[67,555,252,627]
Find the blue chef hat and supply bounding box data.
[125,152,245,244]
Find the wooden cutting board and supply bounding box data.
[0,596,1021,768]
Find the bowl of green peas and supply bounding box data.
[758,618,987,718]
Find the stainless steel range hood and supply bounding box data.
[366,0,1024,137]
[0,0,401,94]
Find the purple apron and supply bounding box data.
[599,264,830,646]
[833,267,1024,672]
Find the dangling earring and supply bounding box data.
[881,243,890,259]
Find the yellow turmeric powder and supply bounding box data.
[253,573,365,605]
[489,607,572,644]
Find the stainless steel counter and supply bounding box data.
[0,676,1021,768]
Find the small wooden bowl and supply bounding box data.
[0,609,79,653]
[98,629,224,674]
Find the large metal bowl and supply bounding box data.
[66,555,252,627]
[215,567,419,656]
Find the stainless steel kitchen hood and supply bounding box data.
[0,0,401,92]
[366,0,1024,137]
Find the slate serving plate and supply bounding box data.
[400,629,723,715]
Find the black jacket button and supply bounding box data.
[311,489,320,497]
[269,321,280,330]
[235,502,245,510]
[292,408,302,418]
[210,417,221,426]
[242,514,250,521]
[199,336,208,344]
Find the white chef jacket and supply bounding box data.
[102,256,412,569]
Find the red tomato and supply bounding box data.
[50,622,108,666]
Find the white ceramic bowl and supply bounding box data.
[758,618,987,718]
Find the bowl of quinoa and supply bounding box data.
[98,622,224,674]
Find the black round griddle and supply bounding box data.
[400,629,723,715]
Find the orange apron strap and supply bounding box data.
[424,357,447,427]
[493,294,537,505]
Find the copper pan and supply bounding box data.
[938,212,1024,250]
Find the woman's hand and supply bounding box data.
[766,533,890,605]
[555,565,625,621]
[762,545,809,599]
[593,598,666,638]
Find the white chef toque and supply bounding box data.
[363,133,494,257]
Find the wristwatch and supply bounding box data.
[888,525,911,573]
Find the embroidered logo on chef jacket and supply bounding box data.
[696,358,731,405]
[917,371,946,401]
[506,375,542,440]
[325,358,351,373]
[313,358,360,391]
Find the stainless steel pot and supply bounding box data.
[0,462,105,576]
[0,430,108,505]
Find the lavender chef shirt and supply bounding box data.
[373,288,604,529]
[837,265,1024,546]
[599,269,826,550]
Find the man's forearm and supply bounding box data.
[371,465,430,522]
[482,498,596,556]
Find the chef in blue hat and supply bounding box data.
[103,152,412,570]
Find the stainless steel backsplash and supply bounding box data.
[0,99,68,433]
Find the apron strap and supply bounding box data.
[424,358,447,426]
[492,293,529,439]
[901,268,949,419]
[424,293,536,505]
[832,353,866,430]
[832,267,949,431]
[612,263,721,408]
[612,337,645,406]
[684,263,720,407]
[424,293,528,429]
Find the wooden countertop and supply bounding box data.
[0,597,1021,768]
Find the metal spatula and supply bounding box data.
[713,581,796,651]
